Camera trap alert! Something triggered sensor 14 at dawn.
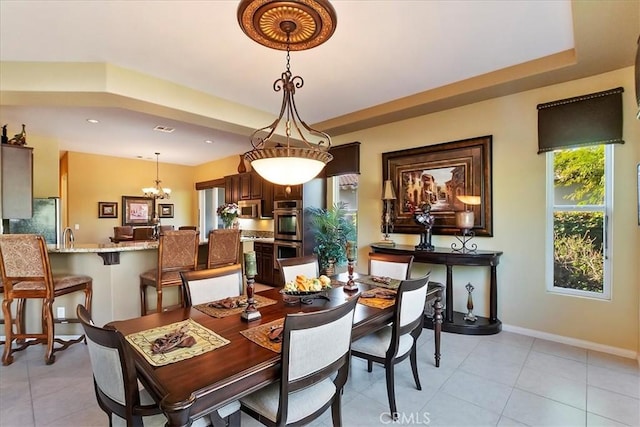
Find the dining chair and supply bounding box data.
[180,264,244,307]
[350,275,430,419]
[206,229,241,269]
[277,254,319,285]
[0,234,93,365]
[139,230,199,315]
[159,225,175,234]
[240,295,360,426]
[77,305,240,427]
[178,226,197,231]
[133,227,154,241]
[368,252,414,280]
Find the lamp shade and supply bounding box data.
[382,180,396,200]
[457,195,481,205]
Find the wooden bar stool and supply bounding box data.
[140,230,199,315]
[0,234,93,365]
[206,229,241,269]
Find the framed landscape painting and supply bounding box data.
[98,201,117,218]
[382,135,493,236]
[122,196,154,226]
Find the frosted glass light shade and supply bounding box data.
[251,157,325,186]
[456,210,475,230]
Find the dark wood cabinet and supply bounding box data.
[224,174,240,204]
[273,184,302,201]
[254,241,274,286]
[261,179,274,218]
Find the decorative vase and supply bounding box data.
[322,258,336,276]
[237,155,247,173]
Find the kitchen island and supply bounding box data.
[47,241,160,329]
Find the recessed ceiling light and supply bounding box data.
[86,118,99,124]
[205,140,214,144]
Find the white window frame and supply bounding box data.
[545,144,612,300]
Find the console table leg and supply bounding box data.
[490,266,497,322]
[433,291,443,368]
[445,265,453,322]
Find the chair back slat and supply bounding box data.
[158,230,199,271]
[368,252,414,280]
[180,264,243,307]
[278,255,319,285]
[207,229,241,269]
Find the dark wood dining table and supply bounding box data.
[108,273,443,427]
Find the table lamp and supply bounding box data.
[378,180,397,246]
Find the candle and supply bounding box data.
[244,251,257,277]
[346,240,357,260]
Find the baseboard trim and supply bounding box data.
[502,323,638,361]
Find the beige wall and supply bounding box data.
[65,152,197,243]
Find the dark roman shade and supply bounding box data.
[325,141,360,177]
[537,87,624,154]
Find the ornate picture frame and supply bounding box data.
[382,135,493,236]
[98,201,117,218]
[158,203,174,219]
[122,196,155,226]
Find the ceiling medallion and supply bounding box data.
[237,0,337,51]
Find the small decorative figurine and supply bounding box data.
[413,201,435,251]
[8,124,27,146]
[464,282,477,322]
[1,125,8,144]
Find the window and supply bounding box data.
[546,144,612,299]
[330,173,358,238]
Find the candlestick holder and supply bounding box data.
[463,282,477,322]
[451,230,477,253]
[241,274,261,322]
[343,240,358,291]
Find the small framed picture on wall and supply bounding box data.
[98,202,117,218]
[159,204,174,218]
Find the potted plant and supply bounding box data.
[306,202,356,275]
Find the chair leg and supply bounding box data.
[367,360,373,372]
[43,299,55,365]
[15,298,25,343]
[331,390,343,427]
[410,345,421,390]
[385,363,397,420]
[156,287,163,313]
[2,298,14,365]
[140,281,148,316]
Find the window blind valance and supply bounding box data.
[325,141,360,177]
[537,87,624,154]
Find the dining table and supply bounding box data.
[108,272,443,427]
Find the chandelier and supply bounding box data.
[142,152,171,199]
[238,0,336,186]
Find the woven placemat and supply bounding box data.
[194,294,278,318]
[126,319,230,367]
[239,318,284,353]
[357,287,397,309]
[354,276,402,290]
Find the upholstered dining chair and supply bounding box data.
[0,234,93,365]
[240,295,360,426]
[206,229,241,269]
[178,226,197,231]
[180,264,244,307]
[139,230,199,315]
[350,275,430,419]
[368,252,414,280]
[77,305,240,427]
[133,227,155,241]
[277,254,319,285]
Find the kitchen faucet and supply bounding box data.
[63,227,75,247]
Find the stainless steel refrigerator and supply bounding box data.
[6,197,61,244]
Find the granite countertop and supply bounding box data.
[48,241,159,253]
[240,237,274,243]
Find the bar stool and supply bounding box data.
[140,230,199,315]
[206,229,241,269]
[0,234,93,365]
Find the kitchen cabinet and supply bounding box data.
[239,172,265,200]
[273,184,302,201]
[254,241,274,286]
[225,174,240,204]
[225,172,274,217]
[1,144,33,219]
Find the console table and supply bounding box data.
[370,244,503,335]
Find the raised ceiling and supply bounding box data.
[0,1,638,166]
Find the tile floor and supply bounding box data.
[1,330,638,427]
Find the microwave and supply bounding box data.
[237,200,261,219]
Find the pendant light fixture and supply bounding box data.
[142,153,171,199]
[237,0,336,186]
